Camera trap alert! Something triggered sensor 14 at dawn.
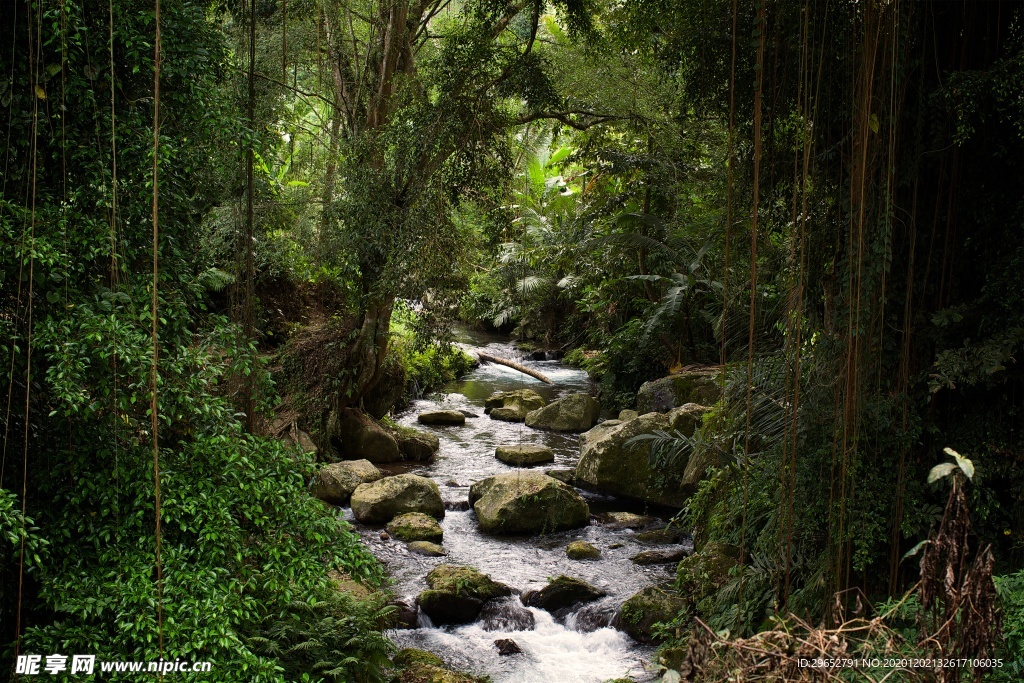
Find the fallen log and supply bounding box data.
[476,352,553,385]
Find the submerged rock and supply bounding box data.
[326,408,402,462]
[351,474,445,524]
[387,512,444,542]
[418,410,467,426]
[310,459,382,505]
[485,389,547,422]
[391,600,419,629]
[522,575,606,615]
[566,540,601,560]
[469,472,589,535]
[630,547,690,565]
[479,597,535,632]
[494,638,523,656]
[407,541,447,557]
[574,405,710,507]
[635,368,721,414]
[524,393,600,432]
[616,585,686,644]
[495,444,555,467]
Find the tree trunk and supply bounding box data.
[346,295,396,406]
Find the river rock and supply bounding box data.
[524,393,600,432]
[391,600,419,629]
[599,511,654,529]
[635,527,683,544]
[426,564,513,601]
[495,444,555,467]
[393,648,445,669]
[566,540,601,560]
[396,428,440,462]
[387,512,444,542]
[479,597,536,631]
[417,410,466,426]
[616,585,686,644]
[494,639,522,656]
[618,409,639,421]
[630,547,690,565]
[574,405,710,507]
[407,541,447,557]
[351,474,445,524]
[310,459,382,505]
[522,575,606,615]
[545,468,576,484]
[469,472,589,535]
[635,368,721,414]
[485,389,547,422]
[417,590,484,625]
[326,408,402,462]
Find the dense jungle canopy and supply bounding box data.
[2,0,1024,681]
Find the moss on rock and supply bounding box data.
[469,472,589,535]
[566,540,601,560]
[387,512,444,542]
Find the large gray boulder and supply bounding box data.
[522,575,605,615]
[485,389,547,422]
[395,427,440,462]
[469,472,589,535]
[310,460,382,505]
[325,408,401,462]
[635,368,721,414]
[417,565,513,625]
[524,393,600,432]
[350,474,445,524]
[574,404,710,507]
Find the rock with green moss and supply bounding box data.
[469,472,589,535]
[675,542,740,607]
[566,540,601,560]
[524,393,600,432]
[630,547,689,565]
[351,474,445,524]
[395,426,441,462]
[326,408,401,462]
[616,585,685,644]
[407,541,447,557]
[310,459,382,505]
[636,368,721,414]
[522,575,605,615]
[618,409,639,421]
[634,527,682,544]
[397,663,490,683]
[387,512,444,542]
[599,512,653,529]
[485,389,547,422]
[418,410,466,426]
[417,590,484,625]
[425,564,512,601]
[495,444,555,467]
[574,406,710,507]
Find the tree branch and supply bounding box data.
[513,110,624,130]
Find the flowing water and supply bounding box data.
[345,328,685,682]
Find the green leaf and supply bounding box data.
[928,462,957,483]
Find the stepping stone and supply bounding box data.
[407,541,447,557]
[495,444,555,466]
[417,410,466,426]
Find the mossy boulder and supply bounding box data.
[407,541,447,557]
[418,564,512,625]
[616,585,686,644]
[425,564,512,601]
[350,474,445,524]
[485,389,547,422]
[524,393,600,432]
[566,540,601,560]
[395,426,441,462]
[469,472,589,535]
[574,405,710,507]
[326,408,401,462]
[495,444,555,467]
[522,575,605,615]
[635,368,721,414]
[630,547,690,565]
[310,459,382,505]
[417,410,466,426]
[599,512,654,529]
[387,512,444,542]
[397,663,489,683]
[675,542,740,608]
[618,409,639,422]
[635,527,683,544]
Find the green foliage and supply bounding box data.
[992,570,1024,682]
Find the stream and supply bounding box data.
[346,328,683,683]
